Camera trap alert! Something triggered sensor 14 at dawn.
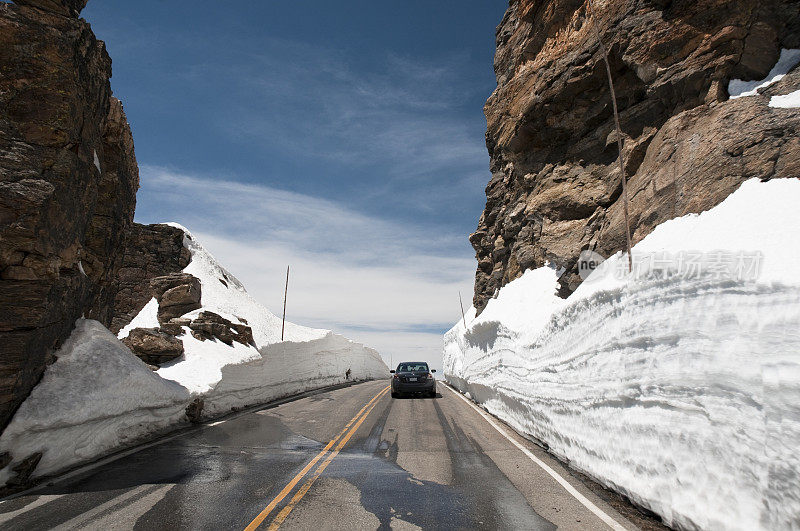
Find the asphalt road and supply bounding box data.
[0,380,646,530]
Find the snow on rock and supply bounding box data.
[169,222,327,347]
[444,178,800,531]
[0,320,190,483]
[121,223,387,400]
[728,48,800,98]
[149,223,372,394]
[118,297,159,338]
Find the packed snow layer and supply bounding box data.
[0,320,190,482]
[444,178,800,530]
[728,48,800,98]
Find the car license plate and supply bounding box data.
[408,377,417,382]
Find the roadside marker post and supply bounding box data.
[458,291,466,327]
[281,265,289,341]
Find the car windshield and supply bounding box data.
[397,364,428,372]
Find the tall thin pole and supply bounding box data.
[281,265,289,341]
[458,291,466,327]
[587,1,633,272]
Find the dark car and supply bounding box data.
[390,362,436,398]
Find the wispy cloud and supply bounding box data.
[185,38,490,218]
[136,165,476,369]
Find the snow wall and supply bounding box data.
[0,227,387,485]
[444,178,800,531]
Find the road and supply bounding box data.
[0,380,650,530]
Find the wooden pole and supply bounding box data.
[281,265,289,341]
[458,291,466,327]
[587,1,633,272]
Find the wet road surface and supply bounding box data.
[0,380,642,530]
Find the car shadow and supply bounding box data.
[392,393,442,399]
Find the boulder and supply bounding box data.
[150,273,201,324]
[121,328,184,365]
[185,398,204,424]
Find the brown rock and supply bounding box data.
[470,0,800,313]
[5,452,42,488]
[151,273,202,323]
[188,311,255,347]
[109,224,191,333]
[159,319,188,337]
[0,3,138,432]
[185,398,204,424]
[13,0,87,18]
[121,328,184,365]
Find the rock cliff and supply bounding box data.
[0,1,138,431]
[471,0,800,312]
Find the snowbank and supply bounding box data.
[444,178,800,530]
[205,333,389,417]
[0,320,190,483]
[0,226,386,486]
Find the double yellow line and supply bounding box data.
[244,386,390,530]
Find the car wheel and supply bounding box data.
[429,390,436,398]
[391,391,399,398]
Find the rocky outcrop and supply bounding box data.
[188,311,255,347]
[118,271,256,366]
[13,0,87,18]
[0,2,138,431]
[471,0,800,312]
[151,273,202,324]
[121,328,184,366]
[109,223,191,333]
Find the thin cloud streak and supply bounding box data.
[207,39,490,208]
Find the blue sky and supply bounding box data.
[83,0,506,369]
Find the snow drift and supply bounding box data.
[0,320,190,484]
[0,226,387,485]
[444,178,800,531]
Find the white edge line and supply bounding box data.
[442,383,628,531]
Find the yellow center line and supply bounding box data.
[266,387,388,530]
[243,385,389,531]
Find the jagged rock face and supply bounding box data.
[109,223,191,333]
[471,0,800,312]
[0,3,138,431]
